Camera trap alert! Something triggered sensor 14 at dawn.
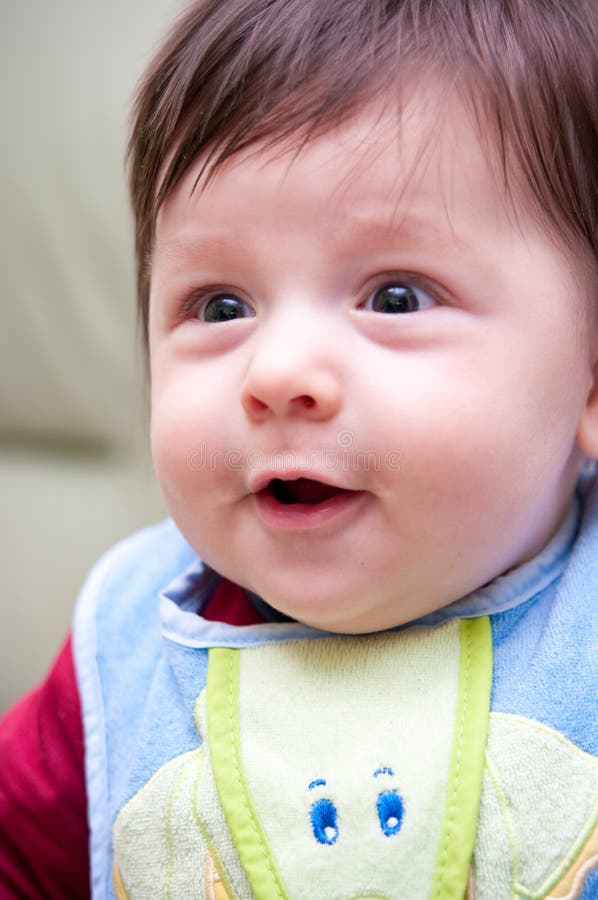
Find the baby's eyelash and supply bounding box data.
[177,289,211,321]
[176,286,234,322]
[359,272,449,309]
[175,286,257,326]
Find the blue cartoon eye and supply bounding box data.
[376,789,404,837]
[310,797,339,845]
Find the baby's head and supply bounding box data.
[128,0,598,633]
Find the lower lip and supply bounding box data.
[254,489,367,530]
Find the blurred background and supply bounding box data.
[0,0,186,712]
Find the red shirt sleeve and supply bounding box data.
[0,579,264,899]
[0,635,90,899]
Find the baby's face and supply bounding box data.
[148,86,597,633]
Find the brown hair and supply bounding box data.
[128,0,598,345]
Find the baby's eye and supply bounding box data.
[363,281,436,314]
[200,294,255,323]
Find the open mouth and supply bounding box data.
[264,477,347,505]
[254,476,365,528]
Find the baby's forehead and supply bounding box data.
[156,86,534,258]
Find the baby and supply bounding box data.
[1,0,598,897]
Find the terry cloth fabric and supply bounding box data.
[112,620,493,899]
[72,475,598,899]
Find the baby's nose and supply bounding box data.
[240,318,343,422]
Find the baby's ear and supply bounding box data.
[577,360,598,459]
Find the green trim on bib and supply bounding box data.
[111,617,596,898]
[207,620,492,899]
[430,616,493,899]
[207,647,288,899]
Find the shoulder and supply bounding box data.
[73,518,197,640]
[490,473,598,753]
[0,636,90,898]
[72,516,198,725]
[72,521,199,896]
[78,519,195,610]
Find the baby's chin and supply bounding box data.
[204,547,460,634]
[251,587,436,635]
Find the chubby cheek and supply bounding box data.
[437,417,580,599]
[151,423,189,509]
[151,417,231,571]
[375,362,574,563]
[150,382,219,511]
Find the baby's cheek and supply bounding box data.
[151,442,188,509]
[150,401,196,507]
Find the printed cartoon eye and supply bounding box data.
[363,281,436,314]
[200,293,256,323]
[376,789,404,836]
[310,797,339,845]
